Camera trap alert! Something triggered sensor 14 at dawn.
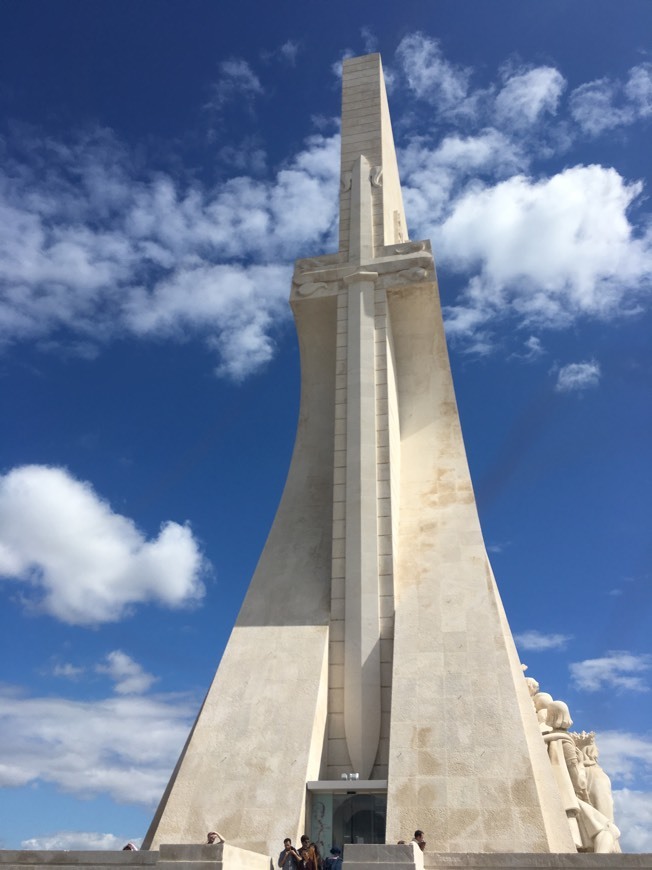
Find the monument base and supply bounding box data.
[2,845,652,870]
[423,855,652,870]
[345,847,652,870]
[0,844,272,870]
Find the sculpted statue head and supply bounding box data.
[533,692,553,713]
[525,677,540,697]
[546,700,573,731]
[584,740,599,762]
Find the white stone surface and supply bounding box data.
[5,849,652,870]
[344,842,423,870]
[143,294,338,854]
[145,52,578,857]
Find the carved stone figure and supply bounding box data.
[525,676,539,698]
[525,675,621,853]
[574,731,620,843]
[532,690,555,733]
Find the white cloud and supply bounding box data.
[570,63,652,135]
[597,732,652,784]
[487,541,510,554]
[53,663,85,680]
[331,50,356,82]
[123,263,291,381]
[217,137,267,174]
[205,58,263,112]
[395,37,566,136]
[435,165,652,346]
[0,683,193,805]
[430,129,525,173]
[278,40,299,66]
[555,360,601,392]
[395,33,472,114]
[495,66,566,130]
[96,651,157,695]
[0,127,339,380]
[261,41,300,67]
[400,129,527,230]
[22,832,140,851]
[2,40,651,376]
[0,465,206,625]
[514,630,572,651]
[513,335,545,361]
[613,789,652,852]
[360,27,378,55]
[570,652,652,693]
[390,38,651,356]
[524,335,544,355]
[625,64,652,118]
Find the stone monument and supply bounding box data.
[142,53,584,856]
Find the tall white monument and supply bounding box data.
[143,53,577,856]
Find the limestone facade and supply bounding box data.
[144,53,582,856]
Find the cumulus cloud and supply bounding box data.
[570,63,652,136]
[434,165,652,347]
[0,465,206,625]
[22,832,140,851]
[0,683,193,805]
[400,129,527,230]
[514,630,572,651]
[570,652,652,693]
[1,37,651,374]
[96,651,158,695]
[555,360,601,392]
[389,37,651,354]
[0,127,339,379]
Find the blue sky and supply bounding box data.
[0,0,651,854]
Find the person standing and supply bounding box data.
[412,830,426,852]
[279,838,302,870]
[323,846,342,870]
[299,835,322,870]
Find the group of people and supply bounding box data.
[125,828,425,859]
[278,829,426,868]
[278,836,342,870]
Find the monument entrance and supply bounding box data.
[308,782,387,850]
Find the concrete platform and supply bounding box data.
[1,846,651,870]
[345,846,652,870]
[0,844,272,870]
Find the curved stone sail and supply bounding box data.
[143,53,575,857]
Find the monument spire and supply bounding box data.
[336,54,406,778]
[339,53,407,257]
[144,53,577,857]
